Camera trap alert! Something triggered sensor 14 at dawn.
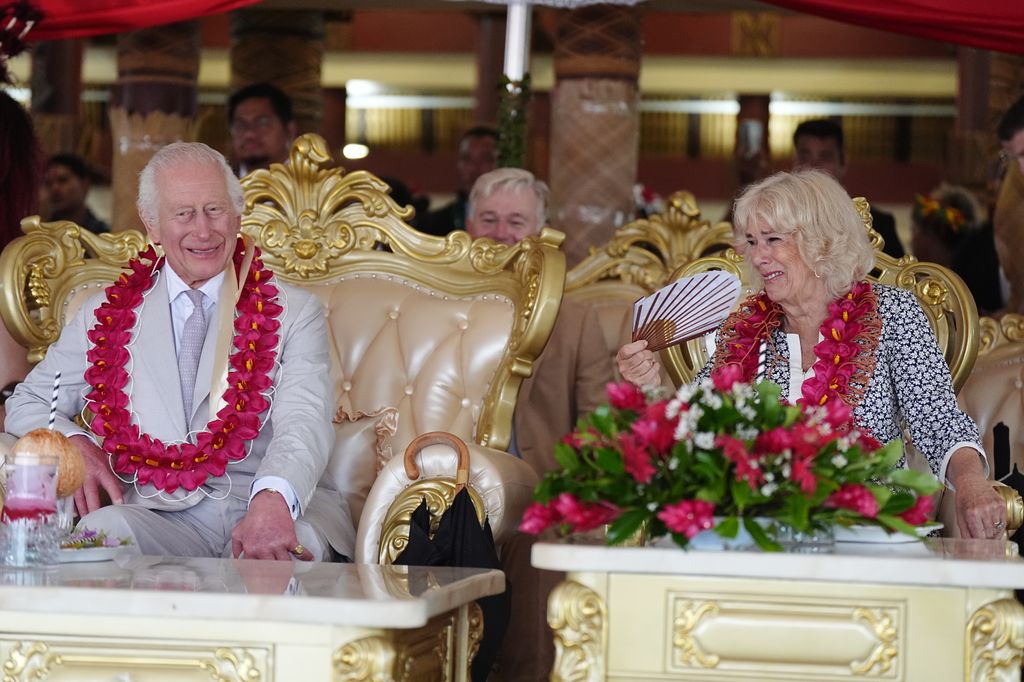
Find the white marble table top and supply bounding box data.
[0,556,504,628]
[533,537,1024,589]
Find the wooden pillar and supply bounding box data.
[29,39,82,157]
[230,9,325,136]
[528,90,551,181]
[475,12,505,126]
[549,5,642,267]
[735,94,770,190]
[322,87,347,157]
[946,49,993,196]
[109,21,199,233]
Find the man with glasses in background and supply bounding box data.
[228,83,297,176]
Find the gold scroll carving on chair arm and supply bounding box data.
[565,190,733,294]
[240,133,565,451]
[661,198,979,394]
[0,217,147,363]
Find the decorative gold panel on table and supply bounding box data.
[547,569,1024,682]
[240,133,565,452]
[662,197,979,394]
[0,637,267,682]
[0,218,147,364]
[334,612,460,682]
[966,598,1024,681]
[669,594,903,678]
[548,580,607,682]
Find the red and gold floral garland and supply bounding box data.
[714,281,881,408]
[84,238,281,494]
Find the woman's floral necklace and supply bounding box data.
[84,238,281,494]
[715,282,880,408]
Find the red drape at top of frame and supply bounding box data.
[762,0,1024,55]
[22,0,260,41]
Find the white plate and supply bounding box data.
[58,546,125,563]
[834,523,942,544]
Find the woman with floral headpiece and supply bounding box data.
[616,169,1004,540]
[911,184,981,269]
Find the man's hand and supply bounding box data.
[70,434,124,516]
[616,339,662,389]
[231,490,313,561]
[947,448,1006,539]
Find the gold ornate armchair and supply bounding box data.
[662,198,980,394]
[240,134,561,563]
[564,191,733,374]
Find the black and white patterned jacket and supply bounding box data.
[697,284,984,481]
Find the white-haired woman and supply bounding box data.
[617,169,1004,539]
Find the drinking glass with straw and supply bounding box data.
[48,371,75,534]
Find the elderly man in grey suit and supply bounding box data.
[5,142,352,562]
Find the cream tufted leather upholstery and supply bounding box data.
[325,276,514,448]
[240,134,563,563]
[564,191,732,379]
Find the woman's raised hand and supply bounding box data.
[616,339,662,389]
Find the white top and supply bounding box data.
[784,333,816,398]
[0,557,503,628]
[532,538,1024,589]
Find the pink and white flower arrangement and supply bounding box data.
[521,369,940,550]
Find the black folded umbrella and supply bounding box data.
[393,433,510,682]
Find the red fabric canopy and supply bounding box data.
[21,0,260,41]
[762,0,1024,55]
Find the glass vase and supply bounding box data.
[774,522,835,553]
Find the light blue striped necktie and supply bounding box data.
[178,289,208,424]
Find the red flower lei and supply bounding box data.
[84,238,281,494]
[714,282,880,408]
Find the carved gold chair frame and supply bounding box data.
[978,313,1024,356]
[565,190,733,298]
[0,218,147,364]
[239,133,565,452]
[662,198,980,394]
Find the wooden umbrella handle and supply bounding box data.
[402,431,471,493]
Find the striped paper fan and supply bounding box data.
[631,271,741,352]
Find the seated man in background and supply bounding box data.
[465,167,614,681]
[792,119,906,260]
[228,82,297,176]
[5,142,353,562]
[43,153,110,234]
[418,126,498,236]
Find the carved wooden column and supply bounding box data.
[29,39,82,156]
[946,49,995,199]
[475,12,505,126]
[110,21,199,233]
[230,9,325,136]
[549,5,642,267]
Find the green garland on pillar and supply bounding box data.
[497,74,531,169]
